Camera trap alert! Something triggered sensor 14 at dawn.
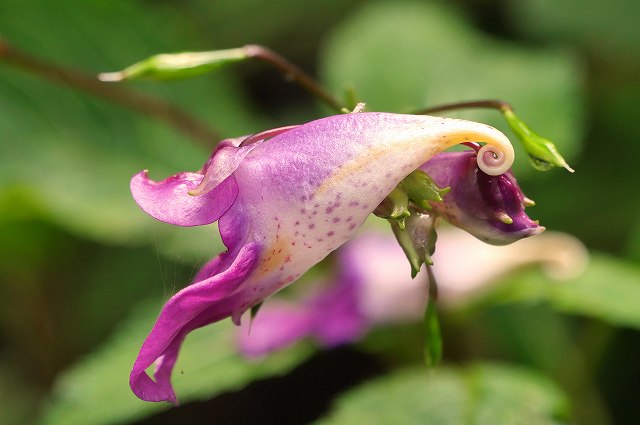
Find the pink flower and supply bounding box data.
[129,112,516,402]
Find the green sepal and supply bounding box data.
[389,211,437,278]
[400,170,450,209]
[502,109,574,173]
[390,220,421,277]
[423,296,442,368]
[373,187,410,229]
[99,48,249,81]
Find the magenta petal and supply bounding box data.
[190,142,260,197]
[239,272,366,356]
[237,301,314,358]
[130,171,238,226]
[130,242,261,403]
[420,152,543,244]
[238,280,366,356]
[307,281,366,347]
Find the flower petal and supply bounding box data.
[421,151,543,244]
[236,228,587,357]
[221,113,515,278]
[130,242,261,403]
[341,233,429,323]
[238,276,366,356]
[130,171,238,226]
[309,283,367,346]
[190,138,262,196]
[237,301,314,358]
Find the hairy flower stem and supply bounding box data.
[0,38,220,147]
[242,45,345,113]
[413,99,513,115]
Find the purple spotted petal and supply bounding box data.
[421,151,544,244]
[191,137,260,196]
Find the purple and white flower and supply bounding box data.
[128,112,517,402]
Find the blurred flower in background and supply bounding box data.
[238,227,588,357]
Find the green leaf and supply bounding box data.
[505,0,640,64]
[0,362,41,425]
[38,300,313,425]
[100,48,250,81]
[0,0,265,259]
[485,254,640,329]
[400,169,450,207]
[321,1,585,176]
[317,363,570,425]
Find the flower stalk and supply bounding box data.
[423,264,442,368]
[100,44,345,113]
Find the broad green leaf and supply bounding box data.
[505,0,640,64]
[484,254,640,329]
[0,362,41,425]
[317,363,570,425]
[627,221,640,262]
[0,219,198,364]
[0,0,264,260]
[320,1,585,176]
[160,0,364,50]
[39,300,313,425]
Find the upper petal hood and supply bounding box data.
[222,112,515,257]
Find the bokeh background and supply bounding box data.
[1,0,639,424]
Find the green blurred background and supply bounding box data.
[1,0,639,424]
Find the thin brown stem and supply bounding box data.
[243,44,344,113]
[413,99,513,116]
[0,38,220,147]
